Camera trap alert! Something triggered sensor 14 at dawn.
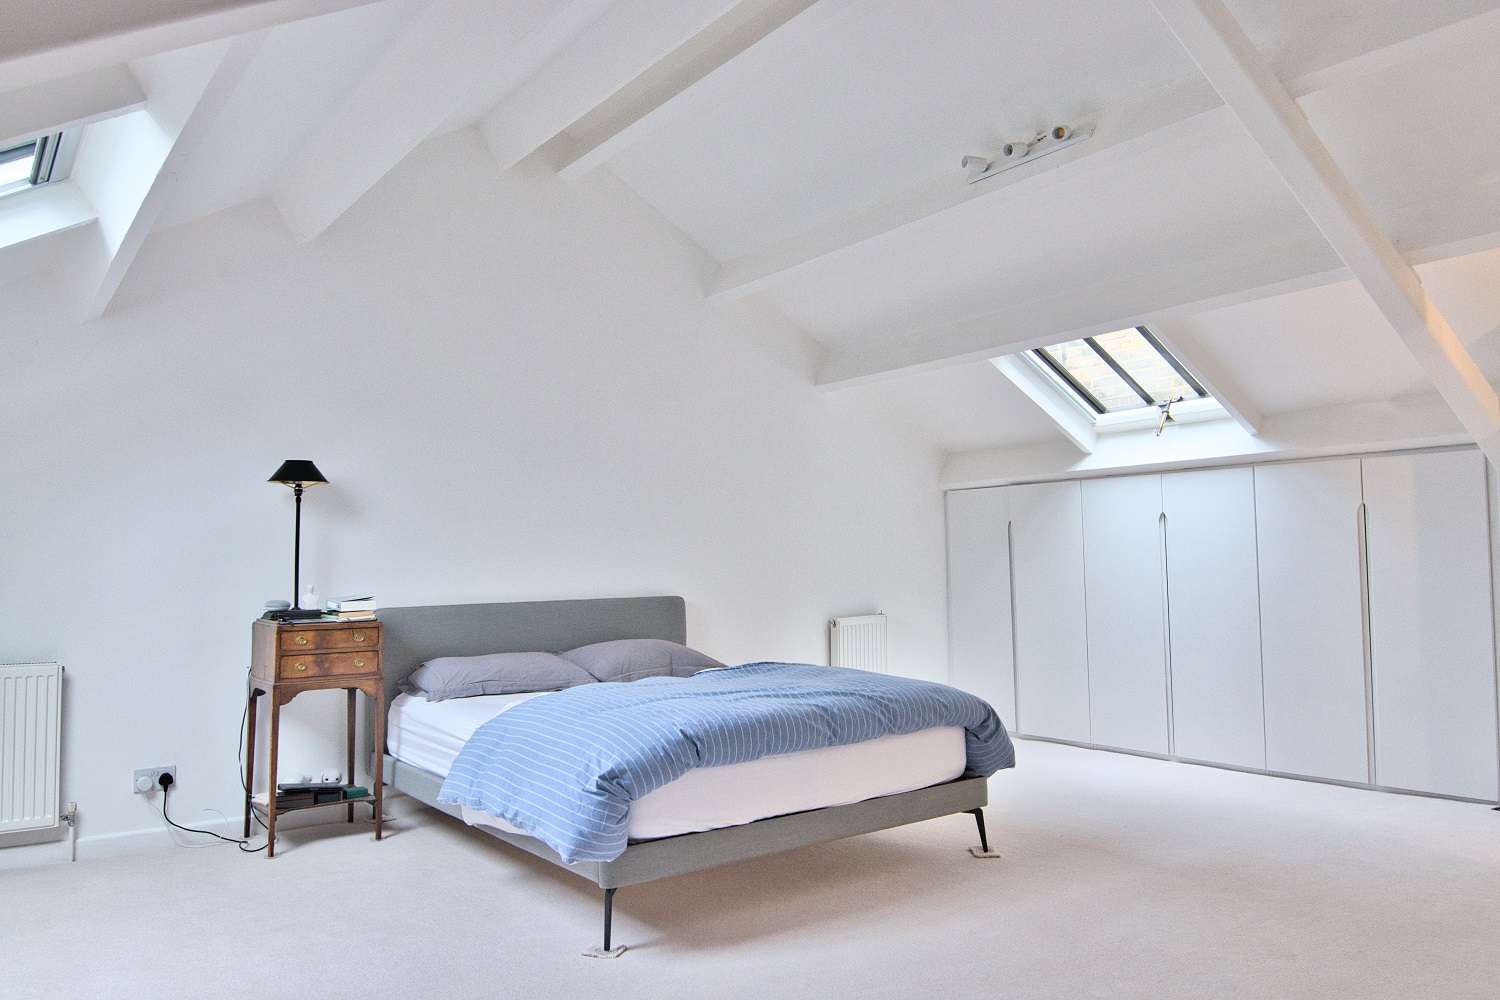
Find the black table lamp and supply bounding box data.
[266,460,327,621]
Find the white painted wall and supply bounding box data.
[0,129,949,863]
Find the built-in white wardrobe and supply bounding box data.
[945,447,1500,802]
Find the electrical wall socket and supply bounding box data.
[133,765,176,794]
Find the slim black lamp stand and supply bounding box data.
[266,460,328,622]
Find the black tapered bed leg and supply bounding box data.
[967,807,1001,859]
[584,887,627,959]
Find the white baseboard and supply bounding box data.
[0,789,431,870]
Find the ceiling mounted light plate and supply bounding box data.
[962,123,1093,185]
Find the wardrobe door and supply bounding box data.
[1009,480,1091,742]
[1254,459,1369,783]
[946,488,1016,731]
[1162,467,1266,769]
[1364,449,1498,800]
[1081,475,1168,754]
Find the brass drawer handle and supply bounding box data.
[353,658,366,668]
[352,632,364,642]
[294,662,308,672]
[295,635,309,646]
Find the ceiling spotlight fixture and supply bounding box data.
[960,154,991,181]
[961,122,1092,185]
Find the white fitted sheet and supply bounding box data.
[387,690,967,841]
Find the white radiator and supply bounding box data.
[829,614,888,673]
[1,662,64,847]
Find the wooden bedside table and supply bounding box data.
[246,618,385,858]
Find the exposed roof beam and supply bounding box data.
[814,230,1348,389]
[813,168,1500,390]
[1148,0,1500,465]
[0,65,146,147]
[73,34,264,320]
[0,0,377,92]
[708,6,1500,304]
[551,0,845,180]
[273,0,607,244]
[480,0,747,171]
[1281,7,1500,99]
[1148,322,1262,435]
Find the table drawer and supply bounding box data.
[278,651,379,680]
[279,626,380,653]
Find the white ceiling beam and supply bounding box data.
[1148,0,1500,465]
[273,0,606,244]
[990,356,1096,455]
[1147,322,1262,434]
[74,33,265,320]
[552,0,847,180]
[814,209,1500,390]
[708,6,1500,305]
[479,0,747,172]
[1282,7,1500,99]
[0,65,146,147]
[814,232,1349,389]
[0,0,377,92]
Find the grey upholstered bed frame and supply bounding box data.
[372,596,994,956]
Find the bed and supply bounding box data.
[373,596,1003,956]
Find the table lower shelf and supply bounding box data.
[250,791,378,815]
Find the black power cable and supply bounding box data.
[158,773,265,853]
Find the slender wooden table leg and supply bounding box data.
[346,688,356,824]
[267,696,281,858]
[243,689,258,839]
[372,686,385,841]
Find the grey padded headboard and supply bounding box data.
[376,595,687,711]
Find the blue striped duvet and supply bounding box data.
[436,662,1014,863]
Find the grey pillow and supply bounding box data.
[561,639,725,683]
[402,651,594,702]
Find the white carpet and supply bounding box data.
[5,741,1498,999]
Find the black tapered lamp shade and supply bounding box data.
[266,460,329,621]
[268,459,328,487]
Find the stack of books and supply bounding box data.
[324,595,376,621]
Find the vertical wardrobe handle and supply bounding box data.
[1007,519,1019,734]
[1357,501,1376,784]
[1160,510,1174,757]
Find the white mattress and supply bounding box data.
[387,690,966,841]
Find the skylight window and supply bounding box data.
[1031,327,1208,416]
[0,132,64,199]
